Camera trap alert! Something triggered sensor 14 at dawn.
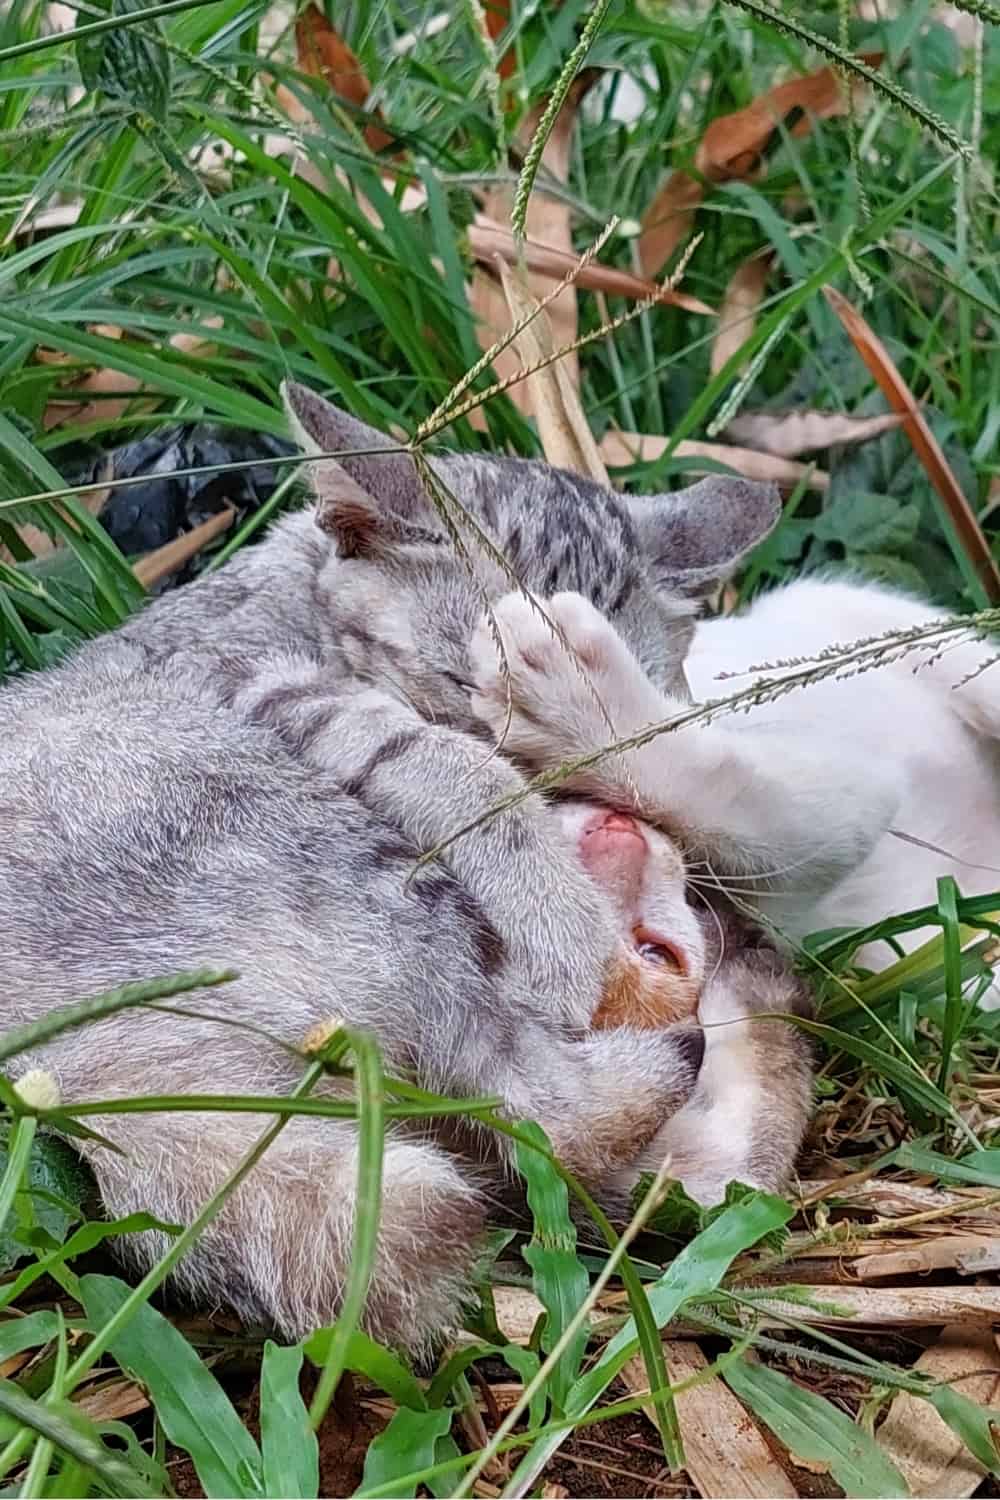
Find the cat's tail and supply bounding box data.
[81,1113,485,1353]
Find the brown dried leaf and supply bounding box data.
[638,55,883,276]
[725,407,904,457]
[483,0,516,81]
[824,283,1000,604]
[294,5,393,153]
[470,75,596,419]
[133,508,235,589]
[876,1326,1000,1498]
[470,217,714,315]
[638,171,704,278]
[600,429,827,491]
[711,253,773,375]
[41,321,221,432]
[497,258,608,483]
[622,1343,797,1499]
[696,53,885,182]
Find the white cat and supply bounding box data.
[470,575,1000,1000]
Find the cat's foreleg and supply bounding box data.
[470,592,901,903]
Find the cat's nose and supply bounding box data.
[578,809,647,909]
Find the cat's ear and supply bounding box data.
[282,381,431,555]
[628,476,780,595]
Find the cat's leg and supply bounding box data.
[469,591,902,902]
[81,1112,484,1349]
[627,938,815,1205]
[229,670,706,1184]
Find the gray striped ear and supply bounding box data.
[282,382,429,551]
[628,476,780,596]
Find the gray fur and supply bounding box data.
[0,387,787,1350]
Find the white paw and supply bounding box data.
[469,591,646,763]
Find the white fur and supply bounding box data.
[470,577,1000,1005]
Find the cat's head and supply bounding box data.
[284,383,779,729]
[558,800,707,1030]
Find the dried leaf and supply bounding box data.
[600,430,828,491]
[725,407,904,457]
[824,284,1000,604]
[876,1327,1000,1498]
[470,74,596,419]
[638,171,704,278]
[497,258,608,483]
[711,254,773,376]
[696,53,885,182]
[41,321,221,432]
[638,55,883,275]
[470,217,714,315]
[294,5,393,152]
[133,508,235,589]
[483,0,516,80]
[622,1342,797,1499]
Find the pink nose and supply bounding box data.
[578,809,647,909]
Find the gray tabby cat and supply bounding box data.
[0,384,812,1350]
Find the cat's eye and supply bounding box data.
[634,929,686,974]
[444,671,475,692]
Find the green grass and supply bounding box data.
[1,0,1000,1494]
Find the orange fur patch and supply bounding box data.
[593,950,700,1031]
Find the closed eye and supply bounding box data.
[633,926,688,975]
[443,670,475,692]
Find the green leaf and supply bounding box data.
[0,1134,89,1271]
[303,1327,426,1412]
[0,1309,62,1364]
[928,1383,1000,1474]
[358,1405,454,1500]
[786,1015,955,1120]
[260,1341,318,1500]
[79,1274,264,1499]
[725,1358,910,1498]
[76,0,172,123]
[0,1378,157,1498]
[0,1210,175,1308]
[307,1029,386,1426]
[815,490,922,554]
[893,1143,1000,1187]
[570,1192,793,1412]
[515,1120,590,1411]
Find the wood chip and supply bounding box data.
[752,1285,1000,1329]
[852,1233,1000,1280]
[600,430,827,491]
[876,1326,1000,1498]
[621,1342,797,1499]
[74,1377,150,1423]
[132,508,235,588]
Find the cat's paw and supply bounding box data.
[469,591,656,767]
